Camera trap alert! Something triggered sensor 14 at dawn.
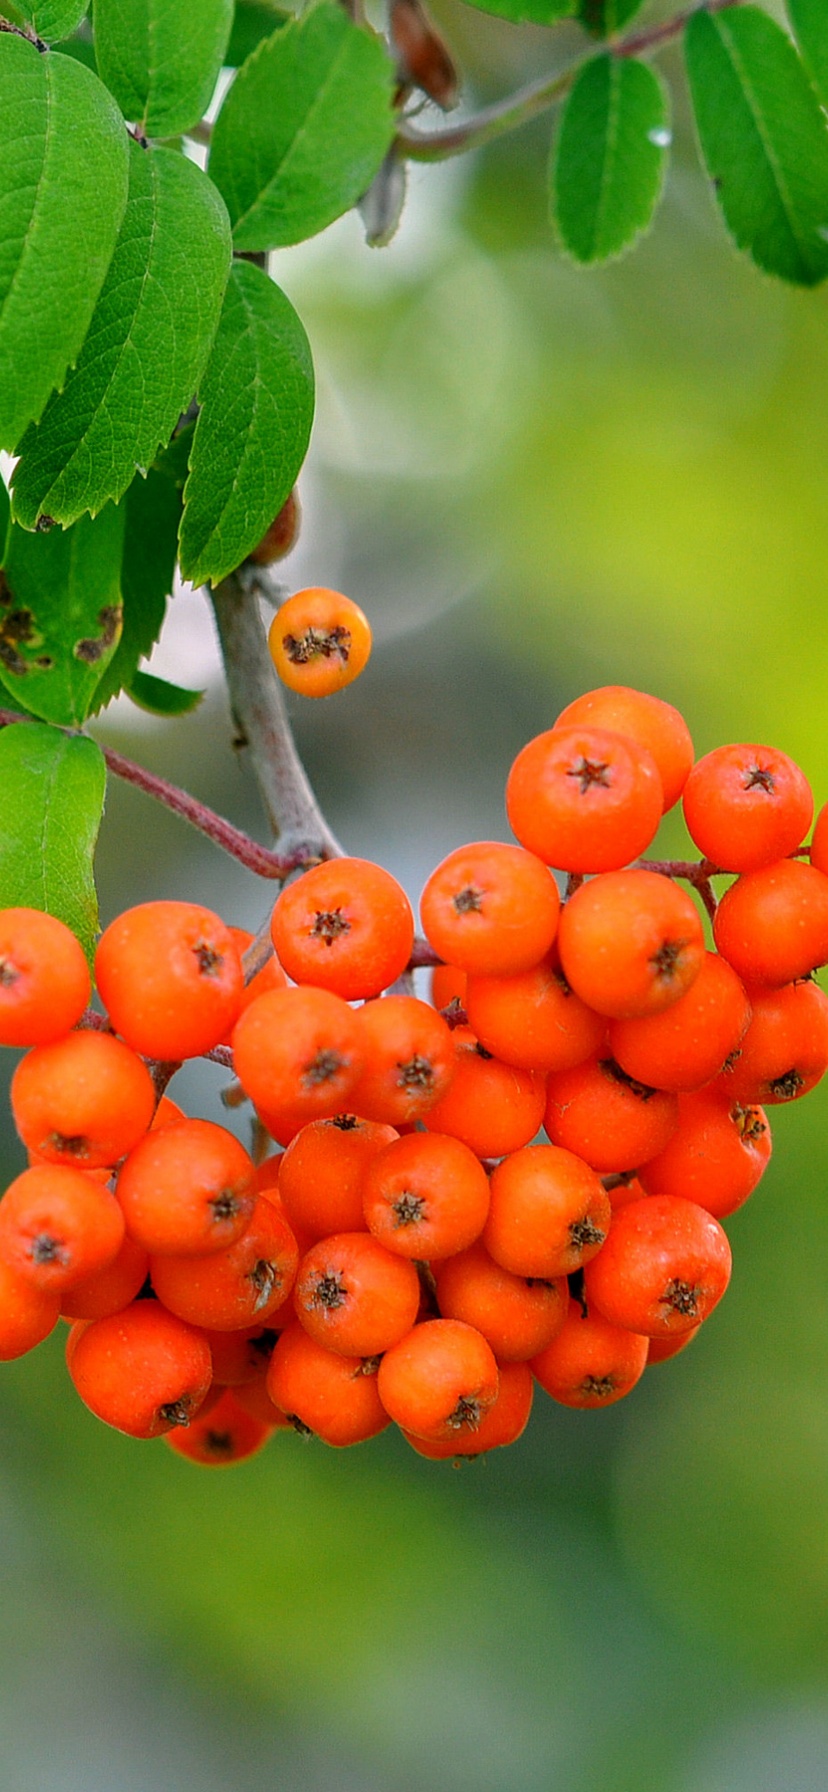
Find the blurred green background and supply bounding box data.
[3,5,828,1787]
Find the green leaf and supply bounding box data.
[12,142,231,528]
[0,38,129,449]
[93,0,233,136]
[552,54,669,263]
[88,442,187,713]
[458,0,575,23]
[226,1,290,66]
[0,504,125,725]
[15,0,88,42]
[576,0,644,37]
[179,261,314,587]
[685,6,828,287]
[126,668,204,714]
[787,0,828,109]
[0,720,105,960]
[209,1,395,250]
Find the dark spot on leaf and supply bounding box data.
[0,604,37,676]
[74,604,122,664]
[35,515,56,533]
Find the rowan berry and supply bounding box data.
[0,1256,60,1360]
[810,800,828,876]
[0,1164,125,1293]
[531,1304,649,1407]
[378,1317,499,1441]
[423,1029,547,1159]
[558,870,705,1020]
[268,588,372,698]
[638,1088,772,1218]
[506,726,662,872]
[464,951,605,1075]
[11,1029,155,1169]
[201,1324,279,1386]
[271,858,413,999]
[483,1144,610,1279]
[682,744,813,872]
[361,1132,490,1260]
[279,1115,398,1241]
[68,1300,212,1438]
[544,1056,678,1173]
[583,1195,732,1336]
[402,1361,533,1456]
[294,1232,420,1357]
[433,1243,569,1361]
[165,1387,275,1465]
[95,901,244,1060]
[231,985,364,1121]
[248,488,301,564]
[713,860,828,986]
[59,1232,149,1322]
[150,1196,298,1331]
[608,950,751,1092]
[0,907,90,1047]
[267,1322,389,1446]
[420,841,560,977]
[712,979,828,1105]
[647,1326,701,1364]
[552,686,694,812]
[348,995,456,1124]
[116,1119,256,1256]
[430,964,467,1011]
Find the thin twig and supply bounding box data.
[396,0,740,161]
[210,573,345,864]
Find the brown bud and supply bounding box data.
[389,0,459,111]
[247,489,301,566]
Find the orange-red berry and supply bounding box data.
[0,908,90,1046]
[95,901,244,1059]
[506,726,662,872]
[268,588,372,698]
[420,841,559,977]
[271,858,413,999]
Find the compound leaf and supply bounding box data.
[458,0,575,22]
[179,261,314,587]
[0,504,125,725]
[209,1,395,250]
[787,0,828,109]
[88,437,188,713]
[0,37,129,449]
[14,0,88,41]
[93,0,233,136]
[0,720,106,960]
[12,142,231,528]
[685,5,828,287]
[552,54,669,262]
[126,669,204,714]
[576,0,644,36]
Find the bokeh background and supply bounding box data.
[2,4,828,1787]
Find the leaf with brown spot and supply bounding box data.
[0,504,125,725]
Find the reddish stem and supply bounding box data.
[0,709,324,882]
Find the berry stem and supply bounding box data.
[396,0,740,162]
[210,572,345,865]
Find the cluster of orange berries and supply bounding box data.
[2,685,828,1467]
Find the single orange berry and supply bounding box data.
[95,901,244,1060]
[267,1323,389,1446]
[0,1164,125,1294]
[68,1300,213,1438]
[271,858,414,1000]
[531,1304,649,1408]
[420,841,560,977]
[362,1131,491,1260]
[433,1243,569,1362]
[0,907,90,1046]
[294,1232,421,1357]
[268,588,372,697]
[377,1317,499,1442]
[165,1388,275,1466]
[11,1029,155,1169]
[506,726,662,872]
[279,1114,398,1241]
[116,1119,257,1257]
[558,870,705,1021]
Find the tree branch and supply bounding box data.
[396,0,740,162]
[210,571,345,863]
